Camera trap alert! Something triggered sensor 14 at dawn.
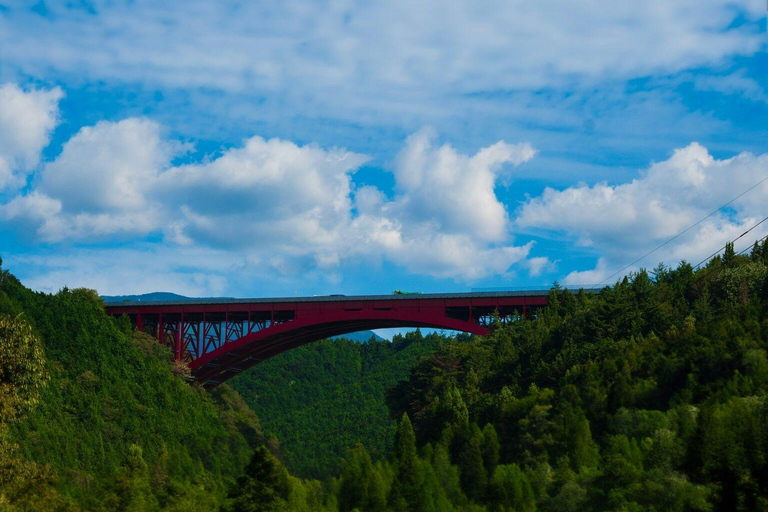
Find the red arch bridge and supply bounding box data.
[105,291,553,387]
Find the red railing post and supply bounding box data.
[176,312,184,361]
[157,312,163,346]
[201,311,206,358]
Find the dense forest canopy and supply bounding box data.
[229,331,451,477]
[1,240,768,510]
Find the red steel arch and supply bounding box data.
[105,292,550,386]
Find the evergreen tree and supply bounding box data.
[431,443,466,506]
[559,406,600,472]
[723,241,736,266]
[116,444,159,512]
[456,426,488,502]
[223,446,291,512]
[338,444,386,512]
[480,423,500,477]
[489,464,536,512]
[389,414,428,512]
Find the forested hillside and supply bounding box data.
[337,243,768,512]
[3,241,768,511]
[0,260,327,511]
[230,331,451,477]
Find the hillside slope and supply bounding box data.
[230,331,451,477]
[0,265,261,511]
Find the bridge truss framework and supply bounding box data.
[105,292,550,387]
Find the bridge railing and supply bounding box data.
[471,285,602,292]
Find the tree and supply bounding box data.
[0,314,48,423]
[489,464,536,512]
[116,444,159,512]
[559,407,600,472]
[480,424,500,478]
[456,427,487,502]
[723,242,736,267]
[0,314,50,506]
[223,446,291,512]
[338,444,386,512]
[389,414,429,512]
[431,443,466,506]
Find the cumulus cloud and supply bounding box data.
[3,118,176,241]
[517,143,768,283]
[0,83,62,189]
[2,112,536,281]
[526,257,556,278]
[163,136,369,251]
[350,129,536,277]
[390,128,535,241]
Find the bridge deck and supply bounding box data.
[103,288,599,386]
[105,290,563,308]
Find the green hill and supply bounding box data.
[229,331,451,478]
[0,264,263,510]
[4,241,768,511]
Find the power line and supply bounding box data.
[692,214,768,270]
[596,174,768,286]
[692,231,768,286]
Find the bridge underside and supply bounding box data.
[106,293,549,386]
[191,317,486,386]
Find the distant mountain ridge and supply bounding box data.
[102,292,384,342]
[102,292,193,302]
[333,330,385,342]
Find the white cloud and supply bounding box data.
[0,1,761,122]
[40,118,176,212]
[692,71,768,104]
[2,113,536,281]
[0,83,62,189]
[3,118,176,241]
[527,256,556,277]
[162,136,369,250]
[5,245,238,296]
[518,143,768,283]
[348,129,536,278]
[390,128,535,242]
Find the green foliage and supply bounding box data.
[6,246,768,511]
[0,314,48,422]
[338,444,387,512]
[382,251,768,511]
[116,444,159,512]
[0,266,263,510]
[230,330,449,477]
[489,464,535,512]
[222,446,291,512]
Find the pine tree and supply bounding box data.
[723,241,736,266]
[223,446,291,512]
[480,423,500,478]
[560,407,600,472]
[339,443,386,512]
[456,426,488,503]
[431,443,466,506]
[489,464,536,512]
[116,444,159,512]
[389,414,428,512]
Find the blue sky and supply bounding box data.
[0,0,766,301]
